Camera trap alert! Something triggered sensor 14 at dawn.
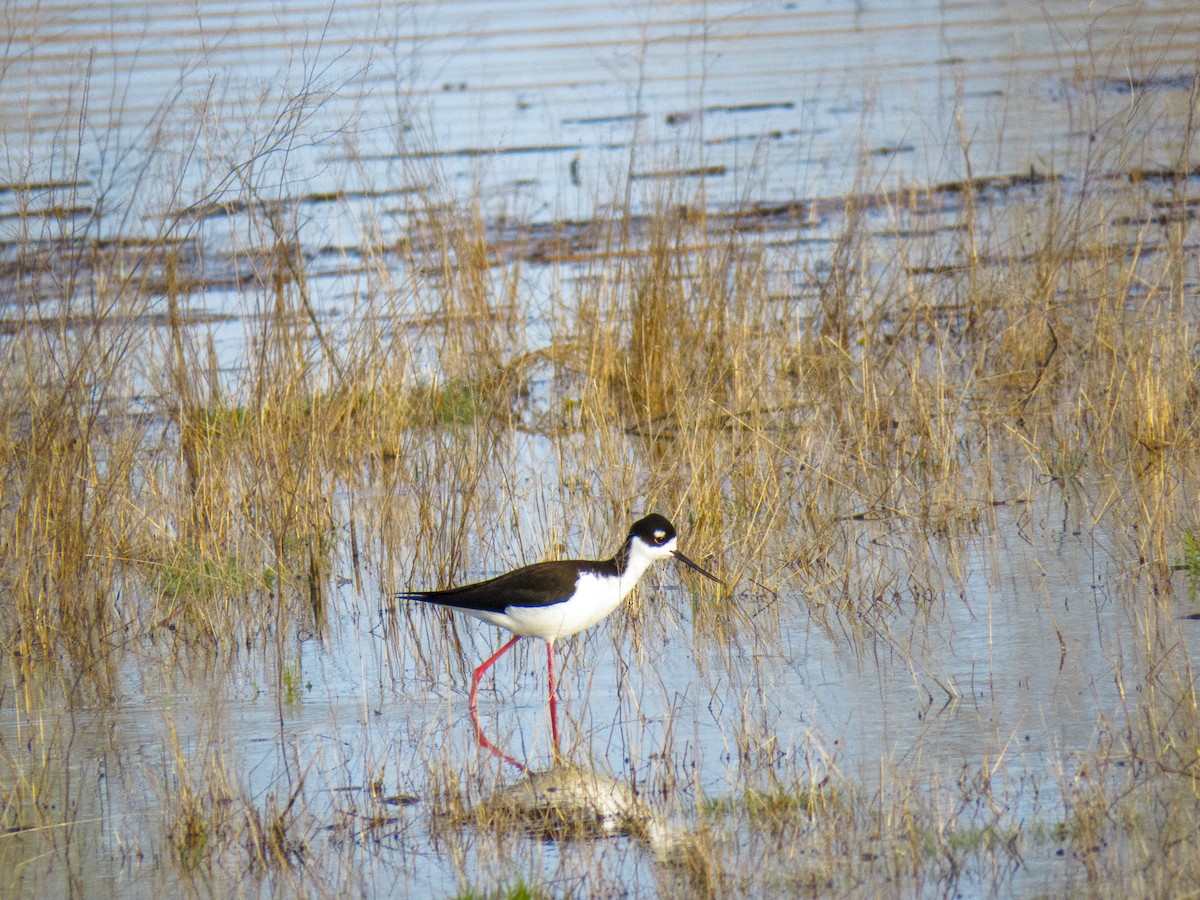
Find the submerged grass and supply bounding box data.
[1,9,1200,898]
[452,880,550,900]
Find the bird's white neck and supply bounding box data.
[615,539,661,598]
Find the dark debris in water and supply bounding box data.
[5,161,1194,311]
[1096,73,1197,94]
[0,178,90,195]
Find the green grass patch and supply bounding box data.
[281,659,309,705]
[196,404,246,438]
[451,878,549,900]
[703,782,843,825]
[417,378,478,426]
[152,545,272,601]
[1180,531,1200,602]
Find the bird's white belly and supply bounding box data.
[467,572,628,641]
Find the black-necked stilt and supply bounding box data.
[397,513,722,759]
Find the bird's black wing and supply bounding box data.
[397,560,601,614]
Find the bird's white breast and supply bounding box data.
[460,537,662,641]
[463,571,638,641]
[517,571,627,640]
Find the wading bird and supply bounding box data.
[398,513,722,764]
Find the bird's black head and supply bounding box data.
[627,513,677,548]
[626,513,724,585]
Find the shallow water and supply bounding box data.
[3,1,1200,897]
[2,448,1191,895]
[4,1,1198,234]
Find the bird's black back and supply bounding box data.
[398,556,621,614]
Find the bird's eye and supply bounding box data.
[653,530,667,543]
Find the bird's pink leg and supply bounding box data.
[469,635,524,770]
[469,635,520,713]
[547,640,561,758]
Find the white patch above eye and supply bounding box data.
[653,530,667,541]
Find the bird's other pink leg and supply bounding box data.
[547,640,561,758]
[469,635,521,714]
[468,635,524,770]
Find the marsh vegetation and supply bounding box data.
[3,1,1200,896]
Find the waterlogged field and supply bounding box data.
[3,1,1200,897]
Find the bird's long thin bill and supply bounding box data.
[672,550,724,586]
